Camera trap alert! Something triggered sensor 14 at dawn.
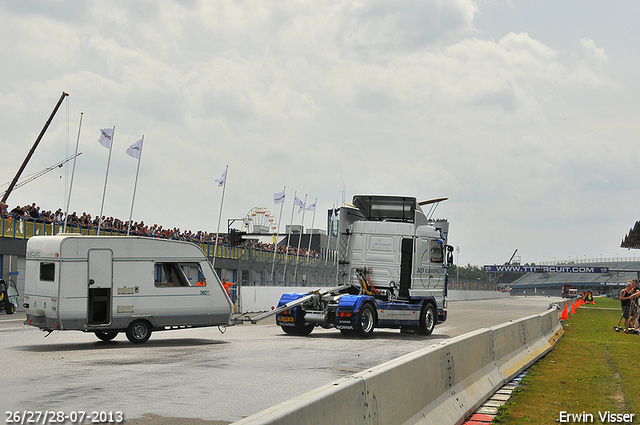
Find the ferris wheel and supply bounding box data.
[243,207,278,234]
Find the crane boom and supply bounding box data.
[1,91,69,203]
[508,249,518,265]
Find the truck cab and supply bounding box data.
[275,195,453,337]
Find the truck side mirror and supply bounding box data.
[445,245,454,267]
[89,279,95,286]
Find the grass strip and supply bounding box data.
[496,297,639,424]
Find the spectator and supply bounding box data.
[620,281,640,333]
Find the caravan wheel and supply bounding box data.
[126,320,152,344]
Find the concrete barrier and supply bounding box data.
[448,289,510,301]
[232,307,563,425]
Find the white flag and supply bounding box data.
[274,189,285,204]
[98,128,113,149]
[306,200,316,212]
[126,139,143,159]
[331,208,336,221]
[215,168,227,187]
[294,195,305,212]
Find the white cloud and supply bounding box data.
[580,38,608,66]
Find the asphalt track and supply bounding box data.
[0,296,562,424]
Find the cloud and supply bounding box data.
[580,38,608,65]
[0,0,637,265]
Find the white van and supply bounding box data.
[23,235,233,343]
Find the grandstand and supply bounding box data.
[511,218,640,297]
[507,259,640,297]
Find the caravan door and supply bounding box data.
[87,249,113,326]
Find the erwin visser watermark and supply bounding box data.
[559,411,635,423]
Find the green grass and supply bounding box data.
[497,297,640,424]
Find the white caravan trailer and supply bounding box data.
[23,235,233,343]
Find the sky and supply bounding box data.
[1,0,639,267]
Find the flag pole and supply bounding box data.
[97,126,115,235]
[283,190,297,285]
[305,197,317,265]
[127,136,144,236]
[63,112,83,234]
[293,194,307,285]
[271,186,285,284]
[213,165,228,266]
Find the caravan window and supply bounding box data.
[155,263,189,287]
[40,262,55,281]
[179,263,206,287]
[154,262,206,287]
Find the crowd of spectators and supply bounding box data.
[0,201,321,258]
[238,239,321,259]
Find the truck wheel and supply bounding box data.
[339,328,356,336]
[126,320,152,343]
[281,316,314,336]
[281,326,296,335]
[95,331,118,341]
[297,323,314,335]
[356,304,375,338]
[6,303,15,315]
[281,308,314,336]
[282,325,314,335]
[416,303,436,336]
[282,324,314,336]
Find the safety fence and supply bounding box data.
[232,305,564,425]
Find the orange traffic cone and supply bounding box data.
[570,302,576,315]
[561,304,569,320]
